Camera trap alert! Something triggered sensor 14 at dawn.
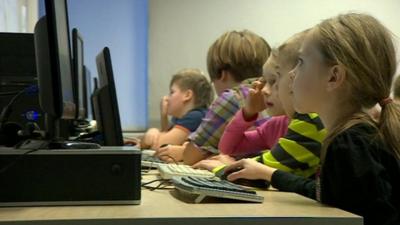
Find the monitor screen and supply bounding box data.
[72,28,85,119]
[83,65,92,120]
[93,47,123,146]
[35,0,75,119]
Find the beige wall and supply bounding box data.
[0,0,38,33]
[148,0,400,127]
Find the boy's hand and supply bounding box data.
[155,144,184,163]
[243,79,267,119]
[124,137,141,146]
[160,96,169,117]
[141,128,160,149]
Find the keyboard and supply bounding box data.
[141,149,166,168]
[157,164,215,179]
[172,176,264,203]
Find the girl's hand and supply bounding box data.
[224,158,277,181]
[192,159,225,171]
[155,144,184,163]
[243,79,267,119]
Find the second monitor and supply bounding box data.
[92,47,124,146]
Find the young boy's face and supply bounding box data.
[167,83,188,117]
[262,57,286,116]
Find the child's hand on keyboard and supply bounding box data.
[124,137,141,146]
[208,154,236,165]
[141,128,160,149]
[192,159,225,171]
[224,159,277,182]
[155,144,184,163]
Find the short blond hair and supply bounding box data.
[170,68,214,108]
[207,30,271,82]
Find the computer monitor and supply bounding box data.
[92,47,123,146]
[83,65,92,120]
[34,0,75,140]
[72,28,86,120]
[34,0,75,120]
[19,0,99,149]
[91,77,98,121]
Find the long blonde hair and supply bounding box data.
[313,13,400,160]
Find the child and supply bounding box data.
[196,31,326,179]
[182,30,271,165]
[224,13,400,225]
[141,69,213,153]
[217,74,288,158]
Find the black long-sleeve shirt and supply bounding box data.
[271,123,400,225]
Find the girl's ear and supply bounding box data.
[326,64,346,92]
[183,89,194,102]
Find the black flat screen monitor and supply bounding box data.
[92,47,123,146]
[72,28,85,120]
[34,0,75,122]
[83,65,92,120]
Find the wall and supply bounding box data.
[148,0,400,127]
[0,0,38,32]
[40,0,149,131]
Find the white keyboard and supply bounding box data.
[141,149,166,168]
[158,164,215,179]
[172,176,264,203]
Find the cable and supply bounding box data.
[141,165,152,174]
[141,178,173,191]
[0,85,38,129]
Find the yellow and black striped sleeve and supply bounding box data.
[257,113,326,178]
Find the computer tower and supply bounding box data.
[0,147,141,206]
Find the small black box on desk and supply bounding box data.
[0,146,141,206]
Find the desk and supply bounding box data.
[0,173,362,225]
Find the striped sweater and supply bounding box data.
[215,113,326,178]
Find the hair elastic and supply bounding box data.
[379,97,393,107]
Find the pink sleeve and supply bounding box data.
[219,109,289,156]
